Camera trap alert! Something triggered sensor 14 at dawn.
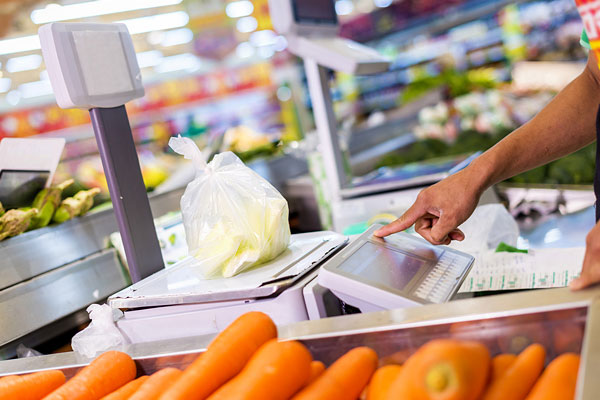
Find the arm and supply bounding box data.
[375,52,600,244]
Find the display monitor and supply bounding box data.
[337,241,426,290]
[292,0,337,25]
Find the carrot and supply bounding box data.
[0,370,66,400]
[43,350,136,400]
[525,353,580,400]
[159,311,277,400]
[129,368,182,400]
[291,346,378,400]
[491,354,517,381]
[307,361,326,385]
[388,339,490,400]
[207,339,312,400]
[367,365,403,400]
[99,376,149,400]
[481,343,546,400]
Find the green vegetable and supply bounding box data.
[0,208,39,241]
[53,188,101,223]
[30,179,74,229]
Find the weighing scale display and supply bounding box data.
[292,0,337,24]
[337,242,425,290]
[319,224,475,310]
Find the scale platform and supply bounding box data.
[108,231,347,310]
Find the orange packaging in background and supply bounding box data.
[576,0,600,68]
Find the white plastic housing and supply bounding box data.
[268,0,338,37]
[39,22,144,109]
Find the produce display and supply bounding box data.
[0,312,582,400]
[0,180,100,242]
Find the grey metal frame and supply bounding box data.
[90,106,164,282]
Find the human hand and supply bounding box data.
[373,167,485,245]
[570,221,600,290]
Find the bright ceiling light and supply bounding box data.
[226,1,254,18]
[236,16,258,33]
[160,28,193,47]
[0,78,11,93]
[6,54,43,73]
[19,80,54,98]
[374,0,393,7]
[249,30,277,47]
[136,50,163,68]
[0,35,41,56]
[117,11,189,35]
[335,0,354,15]
[31,0,183,24]
[154,53,200,74]
[236,42,255,58]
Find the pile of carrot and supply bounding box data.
[0,311,581,400]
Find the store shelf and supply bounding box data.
[0,249,128,357]
[0,187,184,291]
[365,0,528,45]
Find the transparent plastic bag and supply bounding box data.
[169,136,291,278]
[71,304,126,358]
[450,204,520,254]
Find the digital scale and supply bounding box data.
[319,224,475,312]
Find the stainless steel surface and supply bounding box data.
[0,187,184,291]
[0,249,128,350]
[578,297,600,399]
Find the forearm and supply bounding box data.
[466,55,600,191]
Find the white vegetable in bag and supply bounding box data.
[170,135,291,278]
[71,304,126,358]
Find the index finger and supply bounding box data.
[373,203,424,237]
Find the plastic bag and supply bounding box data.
[169,136,291,278]
[71,304,126,358]
[449,204,520,254]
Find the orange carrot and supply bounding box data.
[482,343,546,400]
[43,350,136,400]
[367,365,403,400]
[525,353,580,400]
[207,339,312,400]
[388,339,490,400]
[307,361,326,385]
[129,368,182,400]
[159,311,277,400]
[291,347,378,400]
[99,376,149,400]
[491,354,517,382]
[0,370,66,400]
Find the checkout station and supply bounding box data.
[0,0,599,398]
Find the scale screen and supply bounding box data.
[292,0,337,25]
[319,224,475,311]
[337,242,425,290]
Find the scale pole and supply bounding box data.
[304,58,347,200]
[90,105,164,283]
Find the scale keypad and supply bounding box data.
[414,253,464,303]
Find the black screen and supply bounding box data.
[292,0,338,25]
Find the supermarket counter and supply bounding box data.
[0,285,598,398]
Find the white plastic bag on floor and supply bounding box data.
[71,304,125,358]
[169,136,291,278]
